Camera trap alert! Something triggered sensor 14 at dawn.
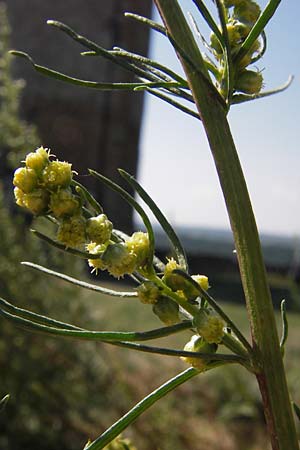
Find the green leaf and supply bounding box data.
[88,170,155,273]
[71,179,103,214]
[192,0,225,49]
[21,262,137,298]
[84,368,198,449]
[0,302,193,342]
[0,297,81,330]
[124,12,167,36]
[146,88,200,120]
[118,169,188,271]
[9,51,180,91]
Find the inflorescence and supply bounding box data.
[14,147,229,371]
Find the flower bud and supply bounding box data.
[234,1,261,24]
[181,335,217,370]
[22,189,50,215]
[86,241,108,273]
[152,296,180,325]
[137,281,160,304]
[125,231,150,267]
[57,215,86,248]
[102,243,137,278]
[42,160,72,190]
[25,146,49,173]
[182,274,209,301]
[86,214,113,245]
[49,188,80,218]
[13,167,38,193]
[162,258,186,291]
[193,309,225,344]
[235,69,263,94]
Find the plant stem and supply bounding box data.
[153,1,299,448]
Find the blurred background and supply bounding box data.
[0,1,299,449]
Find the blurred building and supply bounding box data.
[5,0,152,233]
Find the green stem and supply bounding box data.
[153,1,298,449]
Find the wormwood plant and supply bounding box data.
[0,0,299,449]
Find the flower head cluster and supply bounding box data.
[14,148,150,280]
[210,0,263,96]
[13,146,77,217]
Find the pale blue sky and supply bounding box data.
[138,0,300,237]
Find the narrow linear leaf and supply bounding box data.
[111,47,188,86]
[106,340,246,362]
[31,229,101,259]
[0,297,82,330]
[88,170,155,272]
[146,88,200,120]
[232,76,293,104]
[47,20,168,85]
[85,368,198,450]
[192,0,225,48]
[118,170,188,271]
[124,12,167,36]
[9,51,180,91]
[0,305,192,342]
[21,262,137,298]
[71,179,103,214]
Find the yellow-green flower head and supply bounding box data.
[137,281,160,305]
[192,275,209,292]
[234,0,261,24]
[57,215,86,248]
[162,258,186,291]
[152,296,180,325]
[236,39,261,70]
[86,214,113,245]
[226,22,244,48]
[125,231,150,266]
[21,189,50,215]
[25,146,50,173]
[86,241,108,273]
[49,188,80,218]
[42,160,72,190]
[193,309,225,344]
[102,243,137,278]
[13,167,38,193]
[181,335,217,371]
[235,69,263,94]
[182,274,210,301]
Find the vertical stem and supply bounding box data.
[153,1,299,449]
